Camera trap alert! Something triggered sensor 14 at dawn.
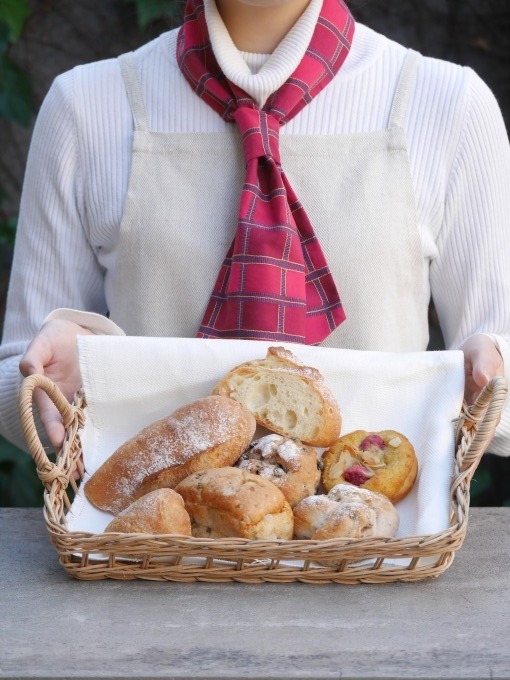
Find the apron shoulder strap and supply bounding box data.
[118,52,150,132]
[388,49,422,130]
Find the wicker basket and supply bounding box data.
[19,373,507,583]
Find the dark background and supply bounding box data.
[0,0,509,507]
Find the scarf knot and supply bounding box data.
[233,108,282,166]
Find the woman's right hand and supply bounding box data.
[20,319,94,447]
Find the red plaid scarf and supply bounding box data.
[177,0,355,344]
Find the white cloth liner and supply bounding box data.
[67,337,465,568]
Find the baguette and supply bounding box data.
[84,395,256,514]
[213,346,341,447]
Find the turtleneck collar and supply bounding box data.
[203,0,324,108]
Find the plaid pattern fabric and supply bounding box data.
[177,0,355,344]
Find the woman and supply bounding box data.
[0,0,508,452]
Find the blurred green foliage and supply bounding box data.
[0,0,31,41]
[0,185,16,246]
[0,434,42,506]
[0,0,32,244]
[124,0,183,28]
[0,0,32,125]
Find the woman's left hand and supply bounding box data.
[462,333,505,406]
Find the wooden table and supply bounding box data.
[0,507,508,680]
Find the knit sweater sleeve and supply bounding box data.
[430,67,510,457]
[0,70,114,450]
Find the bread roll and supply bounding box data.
[236,434,320,507]
[175,467,294,540]
[293,485,399,540]
[321,430,418,503]
[213,346,341,447]
[104,489,191,535]
[85,395,256,514]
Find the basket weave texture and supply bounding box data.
[19,374,507,583]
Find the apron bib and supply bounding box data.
[111,50,427,351]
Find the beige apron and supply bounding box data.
[111,50,427,351]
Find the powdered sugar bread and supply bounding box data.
[293,485,399,540]
[84,395,256,514]
[175,467,294,540]
[104,489,191,535]
[236,434,321,508]
[212,346,341,447]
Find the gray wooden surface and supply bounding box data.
[0,507,509,680]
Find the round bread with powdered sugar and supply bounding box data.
[293,485,399,541]
[84,395,256,514]
[236,434,320,508]
[321,430,418,504]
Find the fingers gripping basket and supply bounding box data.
[19,374,507,583]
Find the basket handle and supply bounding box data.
[456,375,508,476]
[18,374,78,487]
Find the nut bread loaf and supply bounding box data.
[236,434,320,507]
[213,346,341,447]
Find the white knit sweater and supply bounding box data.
[1,0,509,454]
